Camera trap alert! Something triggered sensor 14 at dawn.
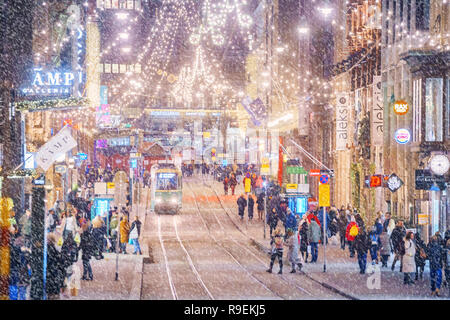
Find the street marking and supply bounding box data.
[173,215,215,300]
[157,216,178,300]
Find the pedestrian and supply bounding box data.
[229,173,237,196]
[285,208,298,235]
[284,229,303,273]
[9,236,31,300]
[109,212,119,253]
[80,222,94,281]
[62,210,78,240]
[427,235,444,296]
[130,215,143,255]
[444,239,450,294]
[91,215,105,259]
[379,228,391,268]
[391,220,406,272]
[374,216,383,235]
[337,210,348,250]
[346,216,359,258]
[247,194,255,220]
[60,231,79,297]
[403,231,416,285]
[46,209,57,233]
[383,212,395,235]
[119,215,130,254]
[354,229,371,274]
[414,233,427,281]
[223,175,229,195]
[266,228,284,274]
[307,218,321,263]
[45,233,65,300]
[18,209,32,248]
[256,193,264,221]
[267,208,278,237]
[368,227,381,264]
[299,218,309,262]
[237,194,247,220]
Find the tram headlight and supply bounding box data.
[155,198,162,204]
[171,197,177,204]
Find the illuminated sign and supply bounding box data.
[158,173,176,179]
[365,175,383,188]
[393,100,409,115]
[394,128,411,144]
[21,69,83,96]
[387,173,403,192]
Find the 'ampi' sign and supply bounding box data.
[20,68,83,97]
[371,76,383,146]
[336,93,349,150]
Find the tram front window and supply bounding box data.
[156,173,178,190]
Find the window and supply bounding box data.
[425,78,443,141]
[415,0,429,31]
[412,79,422,142]
[104,63,111,73]
[156,173,178,190]
[99,0,141,9]
[446,78,450,138]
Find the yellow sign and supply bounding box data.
[244,178,252,193]
[262,157,269,166]
[203,132,211,138]
[418,214,429,225]
[286,184,298,190]
[318,184,330,207]
[107,182,115,189]
[393,100,409,115]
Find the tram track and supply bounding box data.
[157,214,215,300]
[186,179,316,298]
[193,176,357,300]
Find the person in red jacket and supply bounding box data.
[346,217,359,258]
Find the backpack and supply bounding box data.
[370,234,378,246]
[349,224,359,237]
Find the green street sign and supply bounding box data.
[286,166,308,174]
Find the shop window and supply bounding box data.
[425,78,443,142]
[447,78,450,138]
[412,78,422,142]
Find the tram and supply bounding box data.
[154,164,182,214]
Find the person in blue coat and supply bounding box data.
[285,208,298,234]
[427,235,444,296]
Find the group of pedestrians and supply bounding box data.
[335,207,450,297]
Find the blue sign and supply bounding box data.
[319,174,329,184]
[130,159,137,168]
[100,86,108,105]
[77,152,88,160]
[222,160,228,167]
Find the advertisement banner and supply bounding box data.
[35,126,77,171]
[372,76,383,146]
[335,93,349,150]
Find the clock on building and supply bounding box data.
[429,155,450,176]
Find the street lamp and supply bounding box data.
[317,0,333,18]
[297,16,309,35]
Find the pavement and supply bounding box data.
[204,175,450,300]
[61,184,151,300]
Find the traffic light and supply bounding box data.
[211,148,216,162]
